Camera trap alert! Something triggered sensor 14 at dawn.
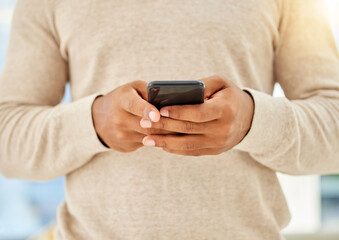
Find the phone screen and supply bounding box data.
[147,81,205,109]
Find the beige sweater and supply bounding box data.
[0,0,339,239]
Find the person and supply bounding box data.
[0,0,338,239]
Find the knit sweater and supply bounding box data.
[0,0,338,239]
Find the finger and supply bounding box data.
[137,125,177,135]
[115,130,146,144]
[116,112,175,135]
[120,84,160,122]
[128,142,144,148]
[142,134,216,150]
[140,117,213,134]
[136,120,177,135]
[144,130,178,135]
[198,75,235,99]
[131,80,148,100]
[162,147,225,156]
[159,98,224,122]
[131,132,146,143]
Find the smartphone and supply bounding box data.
[147,80,205,109]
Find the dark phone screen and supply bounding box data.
[147,81,205,110]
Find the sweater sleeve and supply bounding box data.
[233,0,339,175]
[0,0,110,181]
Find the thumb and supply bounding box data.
[142,101,161,122]
[199,75,234,99]
[121,87,161,122]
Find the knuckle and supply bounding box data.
[183,121,195,132]
[160,138,167,148]
[145,128,153,135]
[158,119,166,129]
[145,128,157,135]
[116,131,127,141]
[143,128,150,135]
[113,116,125,128]
[184,141,196,150]
[222,124,232,136]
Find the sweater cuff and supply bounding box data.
[58,93,111,159]
[233,88,294,155]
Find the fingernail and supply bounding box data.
[160,109,169,117]
[149,111,157,122]
[140,119,152,128]
[143,139,155,147]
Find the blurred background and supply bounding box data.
[0,0,339,239]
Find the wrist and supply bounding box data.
[92,95,110,148]
[242,89,255,138]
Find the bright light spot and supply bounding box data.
[0,9,13,24]
[325,0,339,42]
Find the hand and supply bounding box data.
[92,80,174,152]
[139,75,254,156]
